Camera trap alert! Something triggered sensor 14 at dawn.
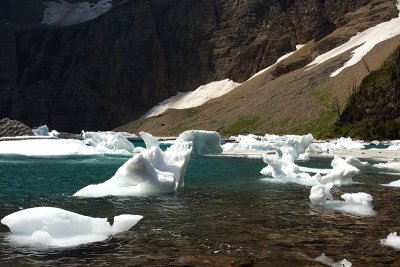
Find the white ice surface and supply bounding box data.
[1,207,142,248]
[42,0,113,26]
[139,131,159,149]
[176,130,223,155]
[307,2,400,77]
[142,79,240,118]
[310,186,376,217]
[0,139,102,158]
[316,156,360,186]
[314,253,352,267]
[222,134,274,151]
[83,131,134,156]
[74,146,191,197]
[381,232,400,250]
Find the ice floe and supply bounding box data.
[381,232,400,250]
[42,0,113,27]
[176,130,223,156]
[308,137,365,153]
[314,253,352,267]
[83,131,135,156]
[315,156,360,186]
[74,145,191,197]
[307,1,400,77]
[310,186,376,216]
[32,125,59,137]
[1,207,142,248]
[0,139,102,158]
[222,134,274,151]
[139,131,159,149]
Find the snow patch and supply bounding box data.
[42,0,113,27]
[381,232,400,250]
[307,3,400,77]
[1,207,142,247]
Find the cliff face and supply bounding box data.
[0,0,395,132]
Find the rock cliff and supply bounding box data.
[0,0,397,132]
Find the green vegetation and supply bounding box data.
[336,46,400,140]
[224,116,261,136]
[311,88,332,106]
[288,111,338,139]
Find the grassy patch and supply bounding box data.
[311,89,332,106]
[224,116,261,136]
[288,111,338,139]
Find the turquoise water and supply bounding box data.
[1,155,400,266]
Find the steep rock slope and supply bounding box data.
[116,0,400,138]
[0,0,395,132]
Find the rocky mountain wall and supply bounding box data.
[0,0,394,132]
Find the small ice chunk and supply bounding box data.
[83,131,134,156]
[139,131,159,149]
[314,253,352,267]
[310,184,333,205]
[175,130,222,155]
[381,232,400,249]
[74,146,191,197]
[1,207,142,247]
[316,156,359,186]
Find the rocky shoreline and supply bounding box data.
[0,118,33,137]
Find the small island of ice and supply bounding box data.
[74,145,191,197]
[380,232,400,250]
[1,207,142,248]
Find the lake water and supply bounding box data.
[0,155,400,266]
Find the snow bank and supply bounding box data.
[143,79,240,118]
[310,186,376,216]
[74,146,191,197]
[314,253,352,267]
[32,125,59,137]
[381,232,400,250]
[307,2,400,77]
[0,139,102,158]
[139,131,159,149]
[1,207,142,247]
[176,130,222,155]
[42,0,113,27]
[83,131,134,156]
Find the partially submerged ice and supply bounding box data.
[1,207,142,248]
[74,146,191,197]
[310,185,376,216]
[314,253,352,267]
[139,131,159,149]
[381,232,400,250]
[83,131,135,156]
[315,156,360,186]
[176,130,222,155]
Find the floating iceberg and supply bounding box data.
[314,253,352,267]
[222,134,274,151]
[32,125,59,137]
[316,156,359,186]
[83,131,135,156]
[74,146,191,197]
[176,130,222,156]
[310,186,376,216]
[381,232,400,250]
[1,207,142,248]
[0,139,102,158]
[139,131,159,149]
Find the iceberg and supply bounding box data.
[83,131,135,156]
[176,130,222,156]
[0,139,102,158]
[74,146,191,197]
[316,156,359,186]
[32,125,59,137]
[310,186,376,216]
[381,232,400,250]
[139,131,159,149]
[1,207,142,248]
[222,134,275,151]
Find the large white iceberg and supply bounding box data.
[1,207,142,248]
[176,130,222,155]
[0,139,102,158]
[83,131,135,156]
[74,146,191,197]
[310,186,376,216]
[381,232,400,250]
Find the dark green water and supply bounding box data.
[1,156,400,266]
